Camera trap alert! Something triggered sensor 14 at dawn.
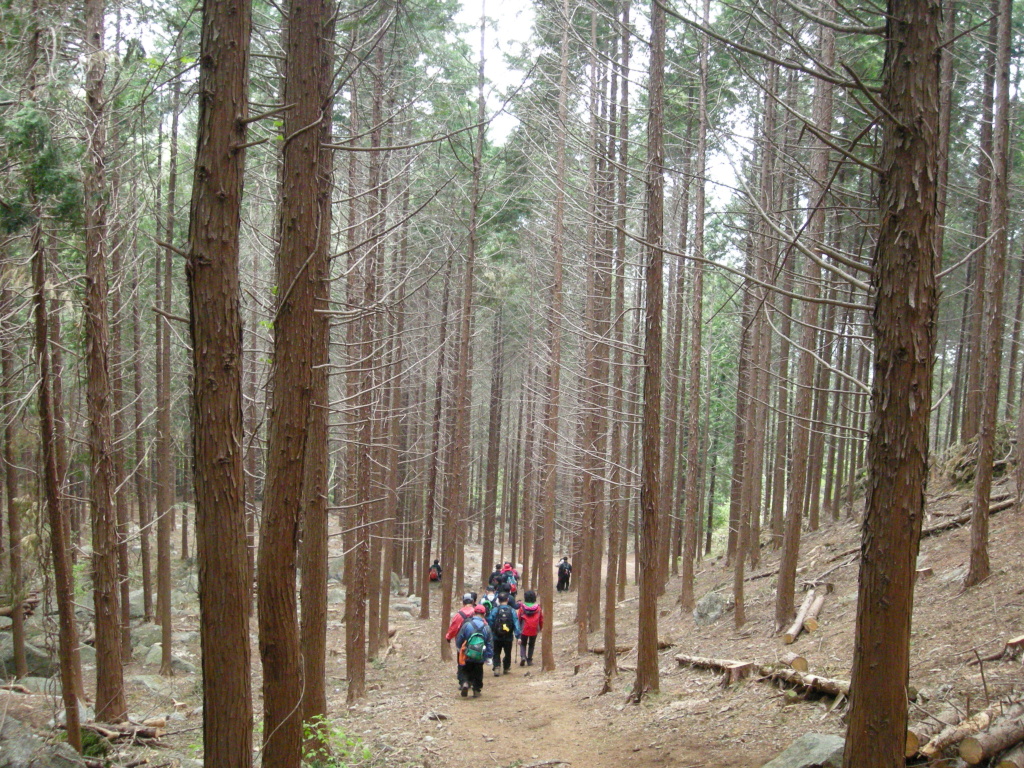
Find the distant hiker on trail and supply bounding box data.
[557,556,572,592]
[480,590,496,615]
[488,591,520,676]
[488,564,504,590]
[500,562,520,595]
[428,559,442,582]
[517,589,543,667]
[455,604,493,698]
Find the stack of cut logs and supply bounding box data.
[675,634,1024,767]
[0,592,40,619]
[783,586,829,644]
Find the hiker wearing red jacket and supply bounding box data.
[517,589,543,667]
[446,593,477,692]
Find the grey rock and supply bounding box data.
[760,734,845,768]
[392,603,417,614]
[940,565,968,585]
[51,702,94,729]
[171,656,198,675]
[129,674,174,699]
[328,589,345,605]
[328,556,344,583]
[0,617,11,630]
[77,644,96,666]
[0,635,58,678]
[693,591,728,626]
[128,589,148,619]
[144,644,163,666]
[18,677,61,696]
[170,590,192,607]
[0,715,86,768]
[173,631,199,645]
[390,571,402,592]
[132,622,163,647]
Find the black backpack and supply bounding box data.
[493,604,516,639]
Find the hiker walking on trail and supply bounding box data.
[488,591,520,675]
[488,564,504,591]
[455,604,493,698]
[517,589,544,667]
[445,593,476,642]
[428,559,442,582]
[499,561,520,595]
[557,556,572,592]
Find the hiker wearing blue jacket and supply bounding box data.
[455,605,493,698]
[487,591,521,675]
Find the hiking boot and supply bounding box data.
[460,682,469,698]
[472,688,481,698]
[493,667,500,677]
[503,667,509,675]
[527,659,533,666]
[520,659,526,667]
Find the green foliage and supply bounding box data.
[302,715,374,768]
[80,729,109,758]
[0,104,82,233]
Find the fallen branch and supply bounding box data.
[591,640,674,655]
[0,593,40,618]
[970,635,1024,665]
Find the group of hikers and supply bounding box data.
[442,561,548,699]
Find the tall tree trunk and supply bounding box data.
[186,0,254,761]
[131,259,153,622]
[843,0,939,764]
[258,0,325,755]
[631,0,664,703]
[420,261,452,621]
[157,59,181,675]
[681,0,709,610]
[965,0,1010,589]
[960,11,997,443]
[33,216,83,752]
[1,253,26,680]
[538,0,571,674]
[301,0,336,740]
[83,0,127,723]
[480,310,504,584]
[776,6,834,631]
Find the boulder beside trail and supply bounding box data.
[693,591,728,626]
[0,635,59,678]
[0,714,86,768]
[759,733,845,768]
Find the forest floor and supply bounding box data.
[3,475,1024,767]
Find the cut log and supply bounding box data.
[921,497,1015,540]
[761,667,849,698]
[802,593,827,633]
[907,703,964,757]
[726,662,758,685]
[922,705,1004,758]
[996,744,1024,768]
[779,651,808,673]
[783,590,816,644]
[0,593,40,618]
[960,705,1024,764]
[591,644,633,655]
[675,654,750,674]
[916,567,934,580]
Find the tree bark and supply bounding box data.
[631,0,664,703]
[185,0,255,762]
[965,0,1010,589]
[258,0,326,757]
[842,1,939,766]
[83,0,127,723]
